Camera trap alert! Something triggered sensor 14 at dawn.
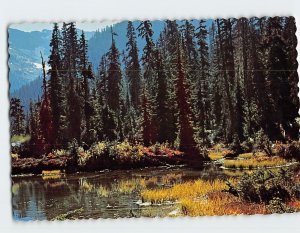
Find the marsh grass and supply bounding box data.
[223,170,254,177]
[116,179,142,194]
[96,185,109,197]
[141,178,269,216]
[42,170,62,180]
[141,179,231,204]
[238,152,266,159]
[181,191,266,216]
[208,149,234,160]
[223,156,288,169]
[80,179,94,192]
[161,173,182,185]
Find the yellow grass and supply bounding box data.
[223,169,254,177]
[80,180,94,192]
[139,178,147,188]
[42,170,62,180]
[238,152,266,159]
[42,170,61,176]
[145,177,158,186]
[141,179,231,203]
[97,185,109,197]
[181,192,266,216]
[115,178,149,193]
[223,156,288,169]
[141,178,267,216]
[208,149,233,160]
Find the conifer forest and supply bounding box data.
[10,17,300,220]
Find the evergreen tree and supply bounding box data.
[283,16,299,139]
[17,18,300,160]
[195,20,210,142]
[10,98,25,135]
[265,17,290,140]
[39,53,54,151]
[216,18,236,142]
[28,100,44,156]
[48,23,66,147]
[175,39,197,154]
[209,22,224,141]
[138,21,158,143]
[126,21,141,110]
[61,22,82,144]
[78,31,94,144]
[107,28,122,112]
[141,88,154,146]
[155,49,170,143]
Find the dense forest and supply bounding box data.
[10,17,299,161]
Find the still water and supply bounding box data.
[12,165,228,220]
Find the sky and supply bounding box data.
[9,21,118,32]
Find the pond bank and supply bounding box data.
[12,165,227,220]
[11,153,188,175]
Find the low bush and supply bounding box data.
[266,197,295,214]
[108,141,144,163]
[240,138,254,153]
[90,142,108,157]
[283,141,300,161]
[226,169,300,205]
[253,129,273,156]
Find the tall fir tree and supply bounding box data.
[39,52,54,151]
[195,19,210,142]
[138,20,158,143]
[175,39,197,155]
[125,21,141,110]
[107,28,122,112]
[48,23,66,147]
[78,31,94,144]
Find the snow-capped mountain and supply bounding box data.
[8,28,52,92]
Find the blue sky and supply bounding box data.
[9,21,117,32]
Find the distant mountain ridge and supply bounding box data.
[88,20,166,71]
[9,21,166,109]
[8,28,95,93]
[8,28,52,92]
[9,20,211,110]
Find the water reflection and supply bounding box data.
[12,165,226,220]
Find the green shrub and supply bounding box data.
[283,141,300,161]
[90,142,108,157]
[227,169,299,204]
[266,197,294,214]
[229,134,242,154]
[254,129,272,156]
[77,147,92,166]
[240,138,254,153]
[53,149,69,157]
